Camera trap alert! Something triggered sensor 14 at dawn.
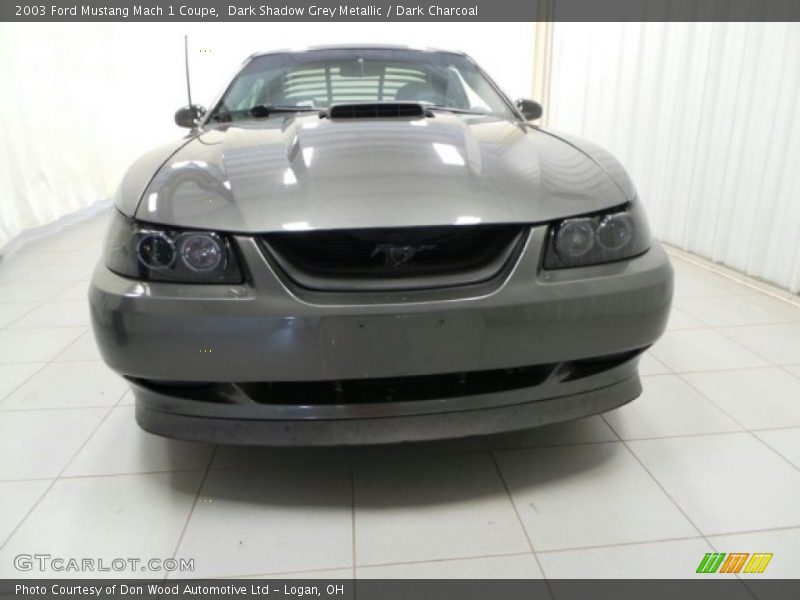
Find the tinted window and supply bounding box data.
[213,48,514,119]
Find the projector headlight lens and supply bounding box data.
[544,202,650,269]
[180,234,223,272]
[555,218,595,258]
[105,211,243,283]
[596,213,635,251]
[136,233,176,270]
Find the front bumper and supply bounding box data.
[89,227,673,444]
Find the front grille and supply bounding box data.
[261,224,526,291]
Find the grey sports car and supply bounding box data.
[89,45,673,445]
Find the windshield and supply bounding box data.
[209,48,515,121]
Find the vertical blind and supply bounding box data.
[548,22,800,293]
[0,22,535,251]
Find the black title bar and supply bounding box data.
[3,0,800,22]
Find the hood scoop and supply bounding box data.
[327,102,426,119]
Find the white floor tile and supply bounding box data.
[672,269,751,298]
[666,308,706,331]
[18,235,89,255]
[0,281,72,303]
[650,330,768,373]
[242,568,354,580]
[676,295,793,327]
[604,375,743,439]
[628,434,800,535]
[357,554,543,578]
[0,480,51,545]
[9,300,91,329]
[177,463,352,577]
[494,443,696,551]
[65,406,214,477]
[0,408,108,480]
[743,293,800,322]
[0,361,126,410]
[0,363,44,401]
[538,538,713,578]
[0,328,85,363]
[354,452,529,565]
[52,329,102,361]
[118,389,135,406]
[754,428,800,470]
[53,251,102,269]
[11,264,94,283]
[486,416,617,450]
[638,352,671,375]
[787,365,800,379]
[0,251,64,268]
[683,368,800,430]
[0,303,39,328]
[0,471,203,578]
[708,527,800,578]
[54,280,91,301]
[720,324,800,366]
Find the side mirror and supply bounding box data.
[174,104,206,128]
[515,99,543,121]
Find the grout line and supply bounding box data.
[0,403,125,413]
[0,300,49,330]
[646,361,776,377]
[349,447,357,579]
[487,438,621,452]
[676,372,800,477]
[56,467,210,480]
[208,563,358,579]
[169,445,219,564]
[0,362,51,405]
[535,534,708,555]
[487,450,555,592]
[676,315,798,330]
[5,323,94,332]
[601,415,712,547]
[355,550,540,574]
[0,401,117,552]
[49,328,93,362]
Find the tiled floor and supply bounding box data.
[1,211,800,579]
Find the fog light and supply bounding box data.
[136,233,175,270]
[179,234,223,272]
[555,218,595,258]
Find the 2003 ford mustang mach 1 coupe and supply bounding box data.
[90,45,673,445]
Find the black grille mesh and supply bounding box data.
[262,225,525,291]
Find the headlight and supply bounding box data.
[543,202,651,269]
[104,211,244,283]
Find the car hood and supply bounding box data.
[133,113,631,232]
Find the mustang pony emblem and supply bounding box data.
[371,243,435,267]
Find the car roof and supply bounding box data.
[248,44,468,60]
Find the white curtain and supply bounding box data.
[0,22,536,250]
[547,22,800,293]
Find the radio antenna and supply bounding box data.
[184,34,193,107]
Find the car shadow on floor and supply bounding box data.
[167,417,621,509]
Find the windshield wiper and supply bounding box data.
[211,105,318,122]
[425,105,490,115]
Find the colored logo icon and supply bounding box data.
[696,552,773,574]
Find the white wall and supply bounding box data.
[548,22,800,293]
[0,22,535,249]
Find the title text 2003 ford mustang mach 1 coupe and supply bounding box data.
[89,46,673,445]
